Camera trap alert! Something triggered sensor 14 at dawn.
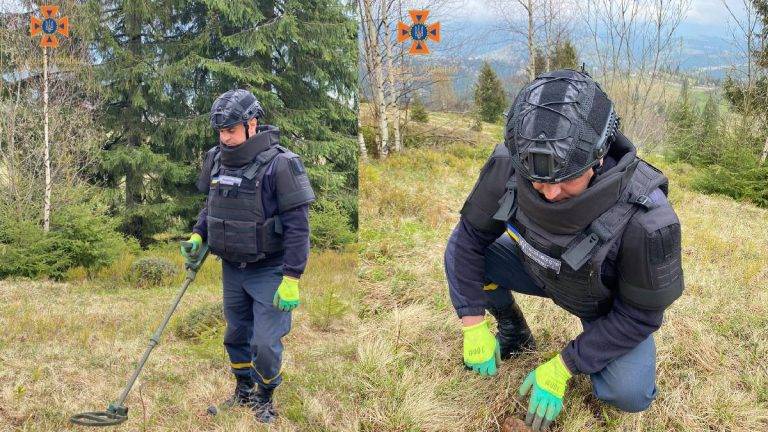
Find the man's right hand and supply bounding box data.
[180,233,203,264]
[462,318,501,376]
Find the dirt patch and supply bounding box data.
[502,416,531,432]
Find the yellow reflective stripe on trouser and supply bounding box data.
[483,283,498,291]
[254,366,283,384]
[231,362,253,369]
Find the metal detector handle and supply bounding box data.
[112,246,209,408]
[181,240,210,272]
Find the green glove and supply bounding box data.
[180,233,203,263]
[462,319,501,376]
[273,276,300,311]
[518,354,572,431]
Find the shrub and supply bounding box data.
[691,164,768,208]
[361,125,377,155]
[411,96,429,123]
[173,301,225,340]
[0,219,71,279]
[310,199,357,249]
[129,256,178,288]
[0,205,132,280]
[470,110,483,132]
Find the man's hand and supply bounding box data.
[180,233,203,262]
[518,354,572,431]
[273,276,300,311]
[462,318,501,376]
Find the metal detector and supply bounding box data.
[70,241,210,427]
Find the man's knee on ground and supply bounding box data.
[594,380,657,413]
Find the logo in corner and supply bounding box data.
[397,10,440,55]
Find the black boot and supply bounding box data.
[207,374,255,415]
[251,385,278,423]
[488,300,536,360]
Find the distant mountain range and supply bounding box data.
[412,17,743,96]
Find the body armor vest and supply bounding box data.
[495,159,668,320]
[206,145,286,263]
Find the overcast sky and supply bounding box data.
[0,0,749,36]
[455,0,742,29]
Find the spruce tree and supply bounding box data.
[552,41,578,70]
[92,0,358,244]
[697,94,720,165]
[667,78,701,163]
[473,62,507,123]
[411,95,428,123]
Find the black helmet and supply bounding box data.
[505,69,619,183]
[210,89,265,130]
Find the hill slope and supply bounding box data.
[358,112,768,431]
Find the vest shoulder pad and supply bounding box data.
[274,152,316,212]
[633,159,669,197]
[460,143,514,234]
[617,193,683,311]
[196,146,220,193]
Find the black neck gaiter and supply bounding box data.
[219,125,280,168]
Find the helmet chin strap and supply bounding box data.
[243,121,250,140]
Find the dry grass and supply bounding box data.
[2,108,767,431]
[0,249,357,431]
[358,110,768,431]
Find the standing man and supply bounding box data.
[181,89,315,423]
[444,70,684,430]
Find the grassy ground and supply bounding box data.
[358,111,768,431]
[0,247,358,431]
[2,110,767,431]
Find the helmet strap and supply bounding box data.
[243,121,250,140]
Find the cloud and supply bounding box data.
[687,0,744,25]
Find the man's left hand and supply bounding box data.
[273,276,300,311]
[518,354,572,431]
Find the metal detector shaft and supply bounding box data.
[113,243,210,407]
[70,242,210,427]
[113,270,193,406]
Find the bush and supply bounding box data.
[54,205,132,272]
[411,97,429,123]
[470,111,483,132]
[691,164,768,208]
[173,301,225,340]
[129,256,178,288]
[0,219,71,279]
[361,125,376,156]
[0,205,132,280]
[310,199,357,249]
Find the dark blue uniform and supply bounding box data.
[193,125,313,389]
[444,143,677,412]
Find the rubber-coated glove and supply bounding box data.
[273,276,300,311]
[518,354,572,431]
[462,319,501,376]
[180,233,203,264]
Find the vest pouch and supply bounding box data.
[222,219,259,255]
[258,216,284,253]
[214,185,261,220]
[206,215,226,252]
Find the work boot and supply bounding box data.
[488,300,536,360]
[206,374,255,415]
[251,385,278,423]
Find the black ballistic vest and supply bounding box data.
[206,145,286,263]
[496,157,668,320]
